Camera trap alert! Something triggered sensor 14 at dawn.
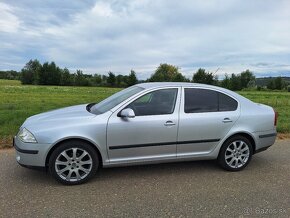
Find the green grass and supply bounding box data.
[0,80,121,147]
[0,79,21,86]
[0,79,289,147]
[238,91,290,133]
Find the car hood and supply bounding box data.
[22,104,95,128]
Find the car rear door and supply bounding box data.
[177,87,240,157]
[107,87,181,164]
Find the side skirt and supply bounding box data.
[103,154,217,168]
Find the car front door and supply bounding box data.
[107,87,181,164]
[177,87,240,157]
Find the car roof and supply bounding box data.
[136,82,211,89]
[136,82,224,90]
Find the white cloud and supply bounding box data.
[0,2,20,33]
[0,0,290,78]
[91,1,113,17]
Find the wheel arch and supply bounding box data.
[221,132,256,153]
[45,137,103,167]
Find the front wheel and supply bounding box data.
[218,136,253,171]
[49,140,99,185]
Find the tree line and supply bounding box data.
[265,77,288,90]
[147,64,289,91]
[3,59,288,91]
[20,60,138,87]
[146,63,257,91]
[0,70,20,80]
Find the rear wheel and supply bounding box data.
[218,136,253,171]
[49,140,99,185]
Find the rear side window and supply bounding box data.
[184,89,218,113]
[184,88,238,113]
[219,93,238,111]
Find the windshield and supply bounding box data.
[89,86,144,115]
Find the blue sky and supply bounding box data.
[0,0,290,79]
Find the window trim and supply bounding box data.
[183,87,239,114]
[116,87,181,117]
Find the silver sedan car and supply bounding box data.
[14,82,277,185]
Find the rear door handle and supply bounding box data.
[164,121,176,126]
[223,118,233,123]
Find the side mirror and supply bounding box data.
[120,108,135,118]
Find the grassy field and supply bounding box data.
[0,79,289,148]
[0,80,121,147]
[238,91,290,133]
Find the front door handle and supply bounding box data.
[164,121,176,126]
[223,118,233,123]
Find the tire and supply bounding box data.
[49,140,99,185]
[218,135,253,171]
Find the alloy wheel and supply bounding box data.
[55,148,93,182]
[225,140,250,169]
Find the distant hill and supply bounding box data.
[255,76,290,87]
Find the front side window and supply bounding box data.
[126,89,178,116]
[184,88,238,113]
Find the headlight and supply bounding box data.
[18,128,37,143]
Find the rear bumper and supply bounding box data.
[252,130,277,154]
[258,133,277,139]
[255,145,272,154]
[13,136,51,167]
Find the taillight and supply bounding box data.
[274,110,278,126]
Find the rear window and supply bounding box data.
[184,88,238,113]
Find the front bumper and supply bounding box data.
[13,136,52,167]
